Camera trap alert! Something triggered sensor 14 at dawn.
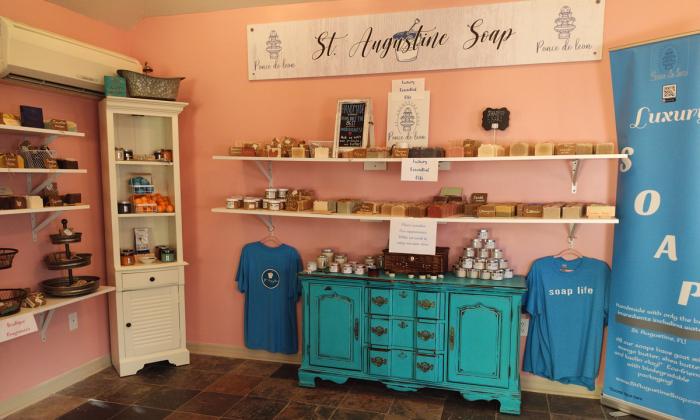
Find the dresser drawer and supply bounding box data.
[416,291,442,319]
[392,289,415,317]
[369,288,391,315]
[416,321,443,352]
[391,319,414,348]
[368,349,391,376]
[391,349,414,379]
[368,317,390,346]
[122,269,179,290]
[415,354,443,382]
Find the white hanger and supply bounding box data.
[260,225,282,248]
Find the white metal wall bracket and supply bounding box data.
[31,210,65,241]
[254,161,273,187]
[38,310,55,342]
[30,174,60,195]
[567,223,579,249]
[570,159,581,194]
[255,214,275,232]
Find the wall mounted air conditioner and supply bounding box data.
[0,16,141,96]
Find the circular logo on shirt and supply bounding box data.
[261,269,280,289]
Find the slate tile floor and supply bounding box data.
[7,355,639,420]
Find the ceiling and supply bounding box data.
[48,0,329,28]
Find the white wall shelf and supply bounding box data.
[0,204,90,216]
[211,207,618,225]
[3,286,115,342]
[212,154,627,163]
[0,168,87,174]
[0,124,85,145]
[116,161,174,166]
[117,212,176,218]
[115,261,189,272]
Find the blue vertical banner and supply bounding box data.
[604,34,700,419]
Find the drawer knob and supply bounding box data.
[126,322,132,328]
[397,352,408,359]
[371,356,387,367]
[371,296,388,307]
[417,362,434,372]
[371,326,387,336]
[398,321,408,329]
[417,330,435,341]
[417,299,435,310]
[398,291,408,298]
[149,277,155,282]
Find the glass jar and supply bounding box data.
[115,147,125,161]
[120,249,135,266]
[117,201,132,214]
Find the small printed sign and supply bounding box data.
[482,107,510,131]
[389,219,437,256]
[0,313,38,343]
[401,158,439,182]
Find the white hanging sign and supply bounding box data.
[0,313,38,343]
[401,158,439,182]
[389,219,438,256]
[387,78,430,148]
[247,0,605,80]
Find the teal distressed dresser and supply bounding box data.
[298,272,527,415]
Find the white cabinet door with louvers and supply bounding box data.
[123,286,181,358]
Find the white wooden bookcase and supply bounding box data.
[99,97,189,376]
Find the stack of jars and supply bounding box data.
[454,229,514,281]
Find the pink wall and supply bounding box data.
[126,0,700,390]
[2,0,699,405]
[0,0,131,403]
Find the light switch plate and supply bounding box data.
[68,312,78,331]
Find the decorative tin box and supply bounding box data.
[383,247,450,274]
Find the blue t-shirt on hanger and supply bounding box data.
[523,256,610,390]
[236,241,303,354]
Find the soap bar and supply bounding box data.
[1,113,20,126]
[463,203,480,217]
[360,201,381,214]
[291,147,306,158]
[313,147,329,159]
[352,148,368,158]
[586,204,616,219]
[478,144,505,157]
[45,119,68,131]
[25,195,44,208]
[381,203,394,215]
[542,203,563,219]
[391,204,407,217]
[56,159,79,169]
[575,143,593,155]
[391,147,409,158]
[313,200,337,213]
[406,203,428,217]
[509,142,531,156]
[534,142,554,156]
[517,203,543,218]
[10,196,27,209]
[463,140,481,157]
[562,204,584,219]
[495,204,516,217]
[555,143,577,155]
[229,146,243,156]
[337,199,360,214]
[595,143,617,154]
[367,148,388,158]
[477,204,496,218]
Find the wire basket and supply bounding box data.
[0,248,18,270]
[19,149,57,168]
[0,289,27,317]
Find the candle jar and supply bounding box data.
[269,199,283,211]
[322,248,334,262]
[335,254,347,265]
[504,268,514,279]
[468,269,480,279]
[456,268,467,278]
[464,247,476,258]
[480,270,492,280]
[499,259,509,269]
[364,256,375,266]
[115,147,125,161]
[120,249,135,266]
[474,259,485,270]
[117,201,132,214]
[265,188,278,199]
[329,262,339,273]
[277,188,289,199]
[461,258,474,269]
[486,259,499,271]
[472,239,483,249]
[486,239,496,249]
[342,264,353,274]
[354,264,366,275]
[477,229,489,240]
[160,248,176,262]
[306,261,318,273]
[478,249,490,259]
[316,255,328,270]
[492,270,504,281]
[493,249,504,259]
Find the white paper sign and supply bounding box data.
[0,313,38,343]
[392,78,425,93]
[389,219,437,256]
[401,158,438,182]
[247,0,605,80]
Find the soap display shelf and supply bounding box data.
[0,205,90,241]
[117,212,176,218]
[116,261,189,272]
[0,168,86,174]
[116,161,174,166]
[1,286,114,342]
[213,153,628,194]
[0,124,85,145]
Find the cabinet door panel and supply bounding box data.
[123,286,180,358]
[447,294,511,388]
[391,319,414,348]
[368,317,390,347]
[308,284,362,371]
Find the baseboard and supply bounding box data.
[601,394,680,420]
[0,355,111,419]
[521,374,602,399]
[187,342,302,364]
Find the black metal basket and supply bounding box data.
[0,289,27,317]
[0,248,18,270]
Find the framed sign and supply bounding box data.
[333,99,373,157]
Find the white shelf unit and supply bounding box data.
[213,153,627,194]
[99,96,189,376]
[3,286,115,342]
[1,125,89,240]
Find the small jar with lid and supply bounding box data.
[243,197,261,209]
[486,259,499,271]
[277,188,289,199]
[480,270,492,280]
[316,255,328,270]
[471,238,483,249]
[492,249,504,259]
[306,261,318,273]
[335,254,347,265]
[491,270,504,281]
[160,248,176,262]
[265,188,278,199]
[354,264,366,275]
[364,256,375,267]
[477,229,489,240]
[504,268,514,279]
[329,262,340,273]
[474,259,486,270]
[464,247,476,258]
[226,196,243,209]
[461,258,474,269]
[322,248,334,262]
[499,259,509,269]
[455,267,467,278]
[117,201,132,214]
[123,149,133,160]
[269,199,284,211]
[485,239,496,250]
[115,147,125,161]
[478,248,490,259]
[468,268,480,279]
[341,263,353,274]
[120,249,135,266]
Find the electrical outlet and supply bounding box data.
[68,312,78,331]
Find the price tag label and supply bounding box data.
[389,219,437,256]
[0,313,38,343]
[400,158,438,182]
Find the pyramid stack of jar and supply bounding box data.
[454,228,514,281]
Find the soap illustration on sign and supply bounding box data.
[261,269,280,289]
[400,108,416,132]
[554,6,576,39]
[394,101,420,136]
[266,30,282,60]
[393,19,421,62]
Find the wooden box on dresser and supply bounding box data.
[298,272,526,415]
[99,97,189,376]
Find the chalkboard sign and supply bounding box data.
[482,107,510,131]
[334,99,372,156]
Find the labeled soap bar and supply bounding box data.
[595,143,617,154]
[555,143,577,155]
[586,204,616,219]
[291,146,306,158]
[477,204,496,218]
[495,203,516,217]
